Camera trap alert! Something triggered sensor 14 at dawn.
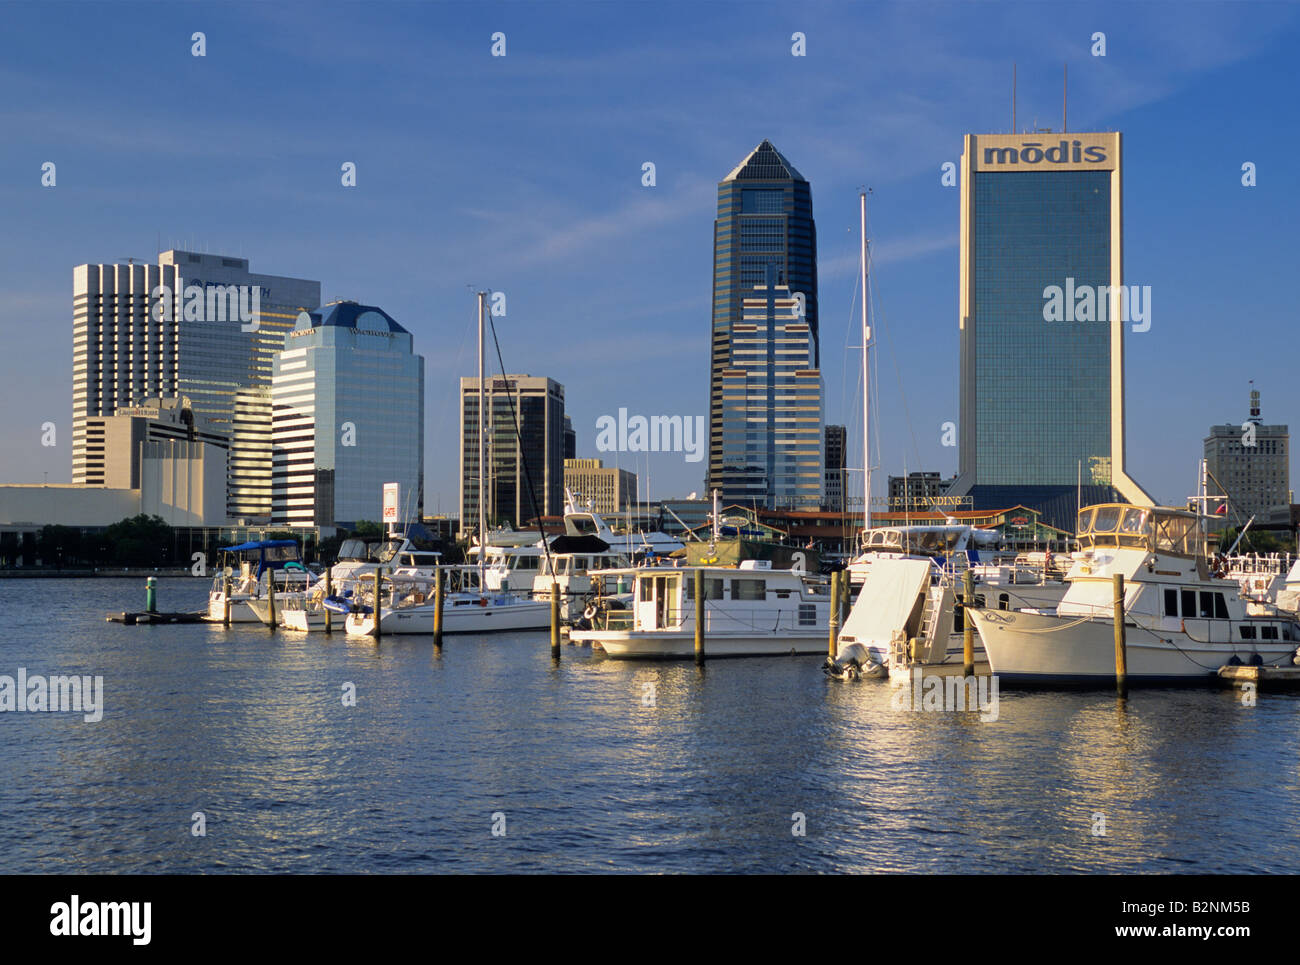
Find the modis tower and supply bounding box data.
[947,131,1151,527]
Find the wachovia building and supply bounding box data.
[947,131,1152,528]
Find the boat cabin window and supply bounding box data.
[683,577,724,600]
[731,579,766,601]
[1152,512,1199,556]
[1199,592,1214,619]
[799,603,817,626]
[1092,507,1122,533]
[1215,595,1229,620]
[569,516,599,536]
[1262,626,1279,640]
[998,593,1009,611]
[1286,625,1295,642]
[1180,589,1195,617]
[1163,589,1178,617]
[1240,626,1257,640]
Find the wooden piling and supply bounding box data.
[222,571,231,626]
[267,571,276,632]
[829,570,842,658]
[323,566,332,634]
[433,567,444,648]
[372,567,382,639]
[550,579,561,659]
[963,569,975,677]
[1113,573,1127,693]
[694,569,705,665]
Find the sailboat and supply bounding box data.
[345,291,551,636]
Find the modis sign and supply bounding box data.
[969,132,1118,172]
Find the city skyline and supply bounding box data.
[2,3,1299,516]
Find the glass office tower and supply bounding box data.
[459,375,565,535]
[948,132,1150,527]
[72,251,321,522]
[708,140,819,506]
[271,302,424,530]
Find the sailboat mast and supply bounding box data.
[477,291,487,585]
[860,191,871,533]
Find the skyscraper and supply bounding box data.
[947,132,1150,527]
[822,425,847,512]
[72,251,321,522]
[271,302,424,530]
[459,375,565,534]
[708,140,820,507]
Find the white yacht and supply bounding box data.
[968,503,1300,683]
[569,561,831,659]
[329,535,441,582]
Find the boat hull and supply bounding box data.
[970,607,1297,683]
[206,597,263,623]
[569,629,826,659]
[345,599,552,635]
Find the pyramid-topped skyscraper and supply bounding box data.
[707,140,822,509]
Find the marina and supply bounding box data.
[8,574,1300,876]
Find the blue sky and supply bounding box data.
[2,0,1298,514]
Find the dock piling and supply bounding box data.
[1113,573,1127,694]
[222,571,231,626]
[267,572,276,632]
[829,570,842,658]
[433,568,444,648]
[963,569,975,677]
[550,580,561,659]
[694,569,705,665]
[324,566,332,634]
[146,576,157,613]
[372,568,383,639]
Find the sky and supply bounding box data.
[2,0,1298,516]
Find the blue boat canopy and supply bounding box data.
[220,540,300,552]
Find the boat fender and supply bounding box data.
[1249,653,1263,666]
[477,597,488,607]
[1227,655,1242,666]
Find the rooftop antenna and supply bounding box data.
[1063,63,1068,133]
[1012,63,1017,133]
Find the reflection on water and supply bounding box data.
[2,578,1298,873]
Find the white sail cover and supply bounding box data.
[840,557,932,649]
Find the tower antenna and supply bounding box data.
[1063,63,1068,133]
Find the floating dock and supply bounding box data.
[1218,664,1300,688]
[106,611,208,625]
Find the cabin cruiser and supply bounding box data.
[968,504,1300,683]
[827,525,1070,679]
[207,540,312,623]
[329,535,441,582]
[569,560,830,658]
[529,535,632,621]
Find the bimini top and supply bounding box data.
[219,539,303,578]
[295,301,409,334]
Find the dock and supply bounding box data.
[107,611,208,625]
[1218,664,1300,688]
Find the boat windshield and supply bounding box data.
[337,539,369,562]
[568,516,599,536]
[372,540,403,563]
[1076,504,1200,555]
